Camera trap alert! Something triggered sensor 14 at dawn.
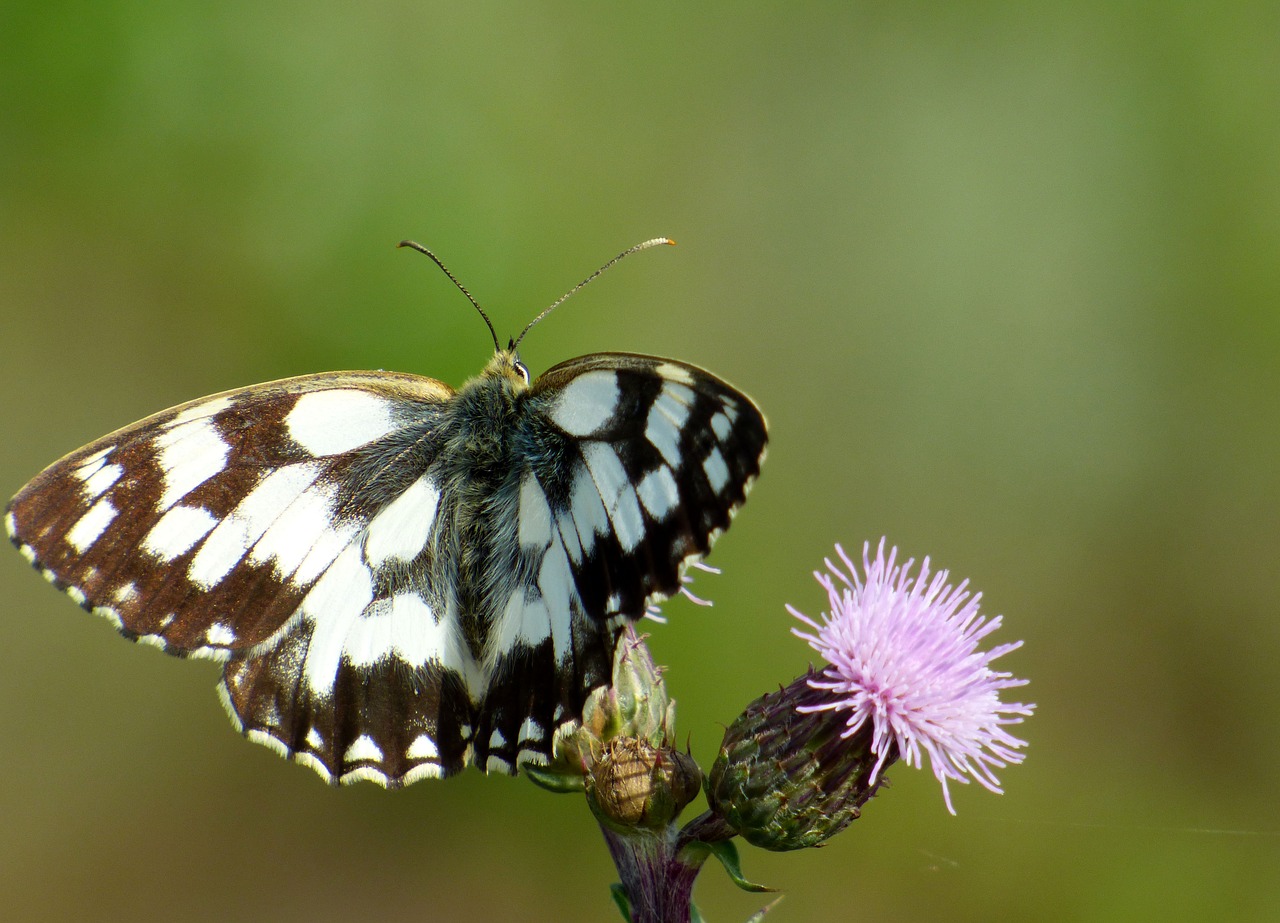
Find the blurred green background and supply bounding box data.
[3,3,1278,921]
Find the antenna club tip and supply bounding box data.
[397,239,416,249]
[635,237,676,251]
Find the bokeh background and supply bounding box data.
[3,4,1278,921]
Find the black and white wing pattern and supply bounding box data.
[7,349,766,786]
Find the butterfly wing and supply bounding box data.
[464,352,767,770]
[7,370,473,783]
[527,352,767,620]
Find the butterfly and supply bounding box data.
[6,238,767,786]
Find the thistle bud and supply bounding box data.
[529,628,677,791]
[586,737,702,832]
[705,671,887,851]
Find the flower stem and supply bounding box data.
[600,822,706,923]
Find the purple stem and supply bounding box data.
[599,823,706,923]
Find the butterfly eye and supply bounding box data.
[514,359,531,384]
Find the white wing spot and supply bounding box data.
[537,543,574,662]
[364,475,441,567]
[655,362,695,385]
[169,396,234,428]
[66,497,118,553]
[645,386,693,470]
[554,508,583,565]
[72,448,112,476]
[246,729,290,758]
[516,748,548,768]
[294,751,330,781]
[189,463,323,589]
[583,443,645,552]
[142,505,218,562]
[78,462,123,500]
[661,381,695,407]
[703,447,730,494]
[113,582,139,605]
[637,466,680,521]
[206,622,236,645]
[96,605,124,630]
[251,480,342,579]
[4,510,20,540]
[710,411,732,442]
[569,463,608,554]
[548,370,620,436]
[403,762,444,783]
[407,734,440,760]
[154,418,230,510]
[301,544,376,695]
[341,766,390,786]
[286,390,396,456]
[342,592,460,670]
[519,717,545,743]
[489,728,506,749]
[292,516,361,587]
[343,734,384,764]
[494,588,551,656]
[305,727,324,750]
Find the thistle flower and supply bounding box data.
[790,539,1034,815]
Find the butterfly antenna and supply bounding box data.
[399,240,501,353]
[512,237,675,350]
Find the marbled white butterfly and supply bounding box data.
[6,238,767,786]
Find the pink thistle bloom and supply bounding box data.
[789,539,1034,814]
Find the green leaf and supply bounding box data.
[610,883,632,921]
[524,764,586,793]
[707,841,778,893]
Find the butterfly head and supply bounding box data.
[483,346,532,388]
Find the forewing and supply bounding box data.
[527,352,768,626]
[6,370,467,782]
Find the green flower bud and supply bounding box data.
[529,628,677,792]
[705,671,889,851]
